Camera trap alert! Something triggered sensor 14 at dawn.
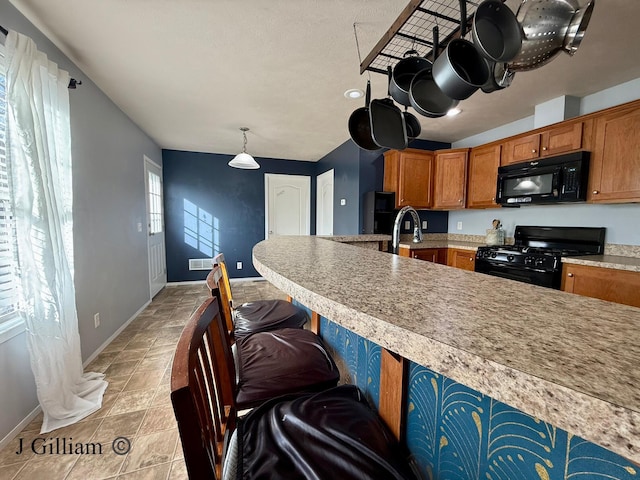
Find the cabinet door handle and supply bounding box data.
[531,149,537,153]
[567,273,574,277]
[592,190,599,194]
[469,257,474,261]
[542,147,547,151]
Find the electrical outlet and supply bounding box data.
[94,313,100,328]
[340,199,346,206]
[236,261,243,270]
[457,221,463,231]
[404,220,410,229]
[421,220,428,230]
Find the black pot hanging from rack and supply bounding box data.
[432,0,490,100]
[369,67,408,150]
[348,80,380,151]
[472,0,522,63]
[409,26,459,118]
[389,50,431,107]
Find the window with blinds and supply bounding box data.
[0,43,20,327]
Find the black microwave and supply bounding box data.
[496,151,590,206]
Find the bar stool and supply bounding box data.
[208,265,339,409]
[208,253,308,337]
[170,296,418,480]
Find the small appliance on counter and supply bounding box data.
[485,219,505,246]
[475,225,605,289]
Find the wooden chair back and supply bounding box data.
[213,253,235,304]
[170,296,236,479]
[208,258,235,332]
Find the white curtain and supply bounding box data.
[5,31,107,433]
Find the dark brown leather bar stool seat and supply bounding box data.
[171,296,418,480]
[236,384,418,480]
[210,253,308,337]
[233,327,338,409]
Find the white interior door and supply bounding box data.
[144,156,166,298]
[316,169,334,236]
[265,174,311,238]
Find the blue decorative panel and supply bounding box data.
[357,336,381,408]
[319,318,381,409]
[406,361,638,480]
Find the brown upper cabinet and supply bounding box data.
[384,149,434,209]
[467,143,501,209]
[432,148,469,210]
[588,102,640,203]
[501,121,584,165]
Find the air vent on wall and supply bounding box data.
[188,258,214,271]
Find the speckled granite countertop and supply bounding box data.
[320,234,391,242]
[253,236,640,463]
[563,254,640,273]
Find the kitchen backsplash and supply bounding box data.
[400,233,640,258]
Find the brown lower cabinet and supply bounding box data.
[561,263,640,308]
[399,247,477,271]
[398,247,447,264]
[446,248,476,271]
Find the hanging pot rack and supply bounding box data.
[360,0,480,75]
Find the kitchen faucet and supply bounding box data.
[392,206,423,254]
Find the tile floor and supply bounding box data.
[0,280,287,480]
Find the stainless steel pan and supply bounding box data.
[507,0,595,71]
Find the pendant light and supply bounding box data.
[228,127,260,169]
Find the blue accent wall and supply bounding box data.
[316,141,362,235]
[162,149,316,281]
[163,138,454,281]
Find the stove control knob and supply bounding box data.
[507,255,515,262]
[524,257,533,265]
[491,252,497,258]
[535,258,544,266]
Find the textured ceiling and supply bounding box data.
[8,0,640,161]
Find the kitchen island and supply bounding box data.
[253,235,640,471]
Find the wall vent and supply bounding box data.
[188,258,214,271]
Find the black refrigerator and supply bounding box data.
[363,191,395,234]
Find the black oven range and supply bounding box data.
[475,226,605,289]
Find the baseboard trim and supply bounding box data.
[82,299,151,368]
[166,277,264,286]
[0,405,42,451]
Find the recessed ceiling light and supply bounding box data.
[447,107,462,117]
[344,88,364,99]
